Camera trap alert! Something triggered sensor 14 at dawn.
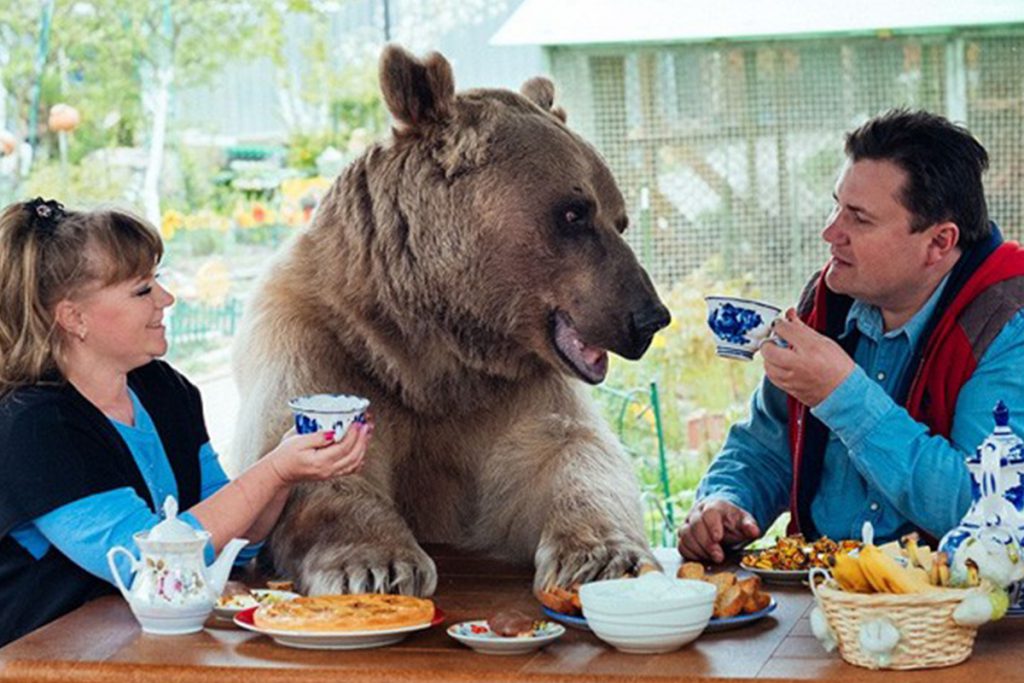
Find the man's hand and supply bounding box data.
[760,308,855,407]
[677,498,760,563]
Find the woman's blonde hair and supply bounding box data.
[0,199,163,397]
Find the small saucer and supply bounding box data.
[447,620,565,655]
[213,589,300,621]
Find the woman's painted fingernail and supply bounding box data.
[324,431,335,441]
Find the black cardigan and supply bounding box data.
[0,361,207,646]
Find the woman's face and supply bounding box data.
[68,268,175,372]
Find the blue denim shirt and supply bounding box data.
[697,275,1024,543]
[10,389,261,583]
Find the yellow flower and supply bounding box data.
[161,210,184,241]
[195,258,231,307]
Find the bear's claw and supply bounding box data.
[533,535,658,592]
[300,542,438,597]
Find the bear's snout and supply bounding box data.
[622,301,671,360]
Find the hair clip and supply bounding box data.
[24,197,65,237]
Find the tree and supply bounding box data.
[267,0,510,137]
[1,1,277,222]
[91,0,278,224]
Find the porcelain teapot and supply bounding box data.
[938,402,1024,613]
[106,496,248,634]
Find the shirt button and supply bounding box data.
[869,502,880,511]
[876,371,886,381]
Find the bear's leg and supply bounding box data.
[472,394,658,592]
[269,477,438,596]
[530,433,659,592]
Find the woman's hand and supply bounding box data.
[267,422,373,483]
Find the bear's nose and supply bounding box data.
[631,303,672,338]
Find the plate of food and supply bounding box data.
[448,610,565,655]
[541,599,777,633]
[703,596,777,632]
[538,567,776,633]
[740,535,861,584]
[213,582,301,620]
[234,594,443,649]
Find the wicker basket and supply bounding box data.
[810,570,982,670]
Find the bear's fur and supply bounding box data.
[231,46,671,596]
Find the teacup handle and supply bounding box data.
[106,546,139,601]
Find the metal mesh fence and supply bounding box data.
[549,30,1024,303]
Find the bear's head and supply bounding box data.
[333,46,670,387]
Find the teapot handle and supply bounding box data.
[106,547,138,602]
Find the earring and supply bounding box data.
[77,329,87,342]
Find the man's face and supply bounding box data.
[822,159,938,310]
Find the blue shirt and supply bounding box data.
[697,276,1024,543]
[10,388,261,584]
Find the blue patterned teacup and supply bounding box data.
[704,296,782,361]
[288,393,370,441]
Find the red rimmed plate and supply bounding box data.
[234,605,445,650]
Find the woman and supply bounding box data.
[0,198,371,645]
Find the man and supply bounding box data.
[678,109,1024,563]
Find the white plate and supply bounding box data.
[213,589,301,621]
[447,620,565,655]
[233,606,444,649]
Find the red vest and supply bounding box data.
[787,241,1024,537]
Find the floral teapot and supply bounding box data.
[106,496,248,634]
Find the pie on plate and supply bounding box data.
[253,593,435,632]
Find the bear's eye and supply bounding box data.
[556,200,592,232]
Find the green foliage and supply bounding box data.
[281,54,388,173]
[22,160,138,210]
[286,131,339,174]
[0,0,277,164]
[606,255,767,443]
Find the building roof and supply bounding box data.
[492,0,1024,46]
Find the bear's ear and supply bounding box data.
[379,44,455,133]
[521,77,567,123]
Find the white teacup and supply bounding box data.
[704,296,781,361]
[288,393,370,441]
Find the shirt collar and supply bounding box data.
[840,272,951,345]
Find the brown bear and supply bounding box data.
[230,45,671,597]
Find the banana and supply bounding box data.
[828,551,872,593]
[907,566,932,586]
[931,551,951,587]
[859,544,936,594]
[901,532,923,568]
[858,545,895,592]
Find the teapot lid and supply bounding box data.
[994,401,1010,428]
[147,496,200,542]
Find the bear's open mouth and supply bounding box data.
[551,310,609,384]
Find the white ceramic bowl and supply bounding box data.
[579,575,716,654]
[288,393,370,441]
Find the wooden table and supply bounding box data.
[2,547,1022,682]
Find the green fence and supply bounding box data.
[168,298,243,347]
[594,381,678,547]
[549,30,1024,305]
